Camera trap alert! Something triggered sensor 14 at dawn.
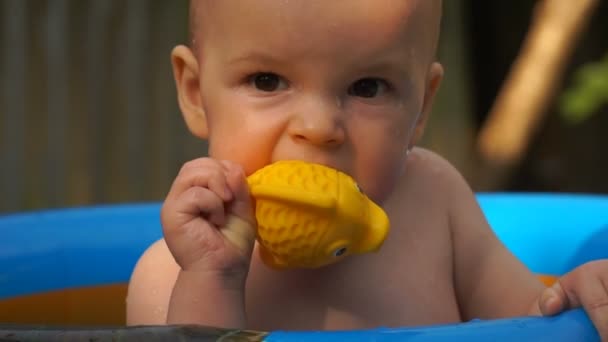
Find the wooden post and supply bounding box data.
[476,0,599,189]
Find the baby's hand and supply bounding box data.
[530,260,608,340]
[161,158,256,278]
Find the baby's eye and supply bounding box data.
[249,72,287,92]
[348,78,388,98]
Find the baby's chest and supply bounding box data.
[245,251,460,331]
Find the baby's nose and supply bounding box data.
[288,98,345,148]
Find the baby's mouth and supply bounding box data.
[272,158,348,174]
[353,182,365,195]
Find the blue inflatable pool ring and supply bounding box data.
[0,193,606,341]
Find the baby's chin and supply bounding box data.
[361,164,410,207]
[367,188,394,208]
[354,177,397,207]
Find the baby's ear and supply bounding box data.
[410,62,444,147]
[171,45,208,139]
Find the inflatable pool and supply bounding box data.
[1,193,606,341]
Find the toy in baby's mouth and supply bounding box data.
[246,160,390,269]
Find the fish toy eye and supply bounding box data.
[333,247,348,257]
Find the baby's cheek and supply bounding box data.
[208,138,267,176]
[358,152,406,205]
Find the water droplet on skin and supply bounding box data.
[153,306,165,316]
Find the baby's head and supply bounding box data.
[172,0,443,204]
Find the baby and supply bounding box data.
[126,0,608,338]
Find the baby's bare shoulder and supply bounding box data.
[409,147,466,181]
[381,147,467,263]
[126,238,180,325]
[397,147,470,204]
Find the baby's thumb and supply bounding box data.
[538,281,569,316]
[225,164,255,223]
[222,163,257,256]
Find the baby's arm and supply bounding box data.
[127,238,251,326]
[127,158,256,328]
[126,239,179,325]
[435,154,608,338]
[430,156,545,320]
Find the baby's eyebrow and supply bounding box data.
[227,51,285,67]
[355,59,415,86]
[361,61,409,77]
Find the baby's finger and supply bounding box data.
[168,159,232,202]
[538,281,571,316]
[223,162,255,224]
[547,261,608,340]
[222,215,257,260]
[218,159,241,174]
[165,186,226,229]
[567,265,608,340]
[581,280,608,341]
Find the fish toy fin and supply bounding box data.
[258,245,289,269]
[355,201,390,253]
[249,184,336,211]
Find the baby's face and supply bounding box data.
[181,0,442,204]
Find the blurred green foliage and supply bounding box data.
[560,54,608,124]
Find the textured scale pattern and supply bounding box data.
[248,161,338,194]
[256,200,331,266]
[247,160,390,269]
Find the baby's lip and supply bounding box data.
[271,158,350,176]
[353,182,366,196]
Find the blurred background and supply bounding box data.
[0,0,606,214]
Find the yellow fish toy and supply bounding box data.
[246,160,390,269]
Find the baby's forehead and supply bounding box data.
[190,0,441,62]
